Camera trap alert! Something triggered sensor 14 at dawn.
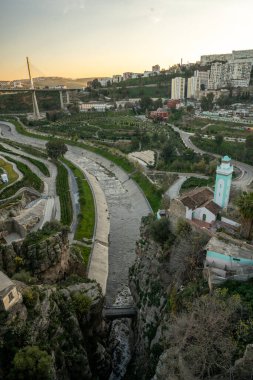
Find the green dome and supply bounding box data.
[222,155,231,162]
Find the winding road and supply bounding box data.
[170,125,253,189]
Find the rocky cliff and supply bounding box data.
[0,222,72,282]
[0,280,111,380]
[128,216,253,380]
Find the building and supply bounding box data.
[187,70,209,99]
[205,234,253,285]
[97,77,112,87]
[79,102,114,112]
[0,271,22,311]
[170,187,221,224]
[201,49,253,66]
[170,156,233,225]
[123,72,133,81]
[167,99,180,109]
[171,77,185,99]
[112,75,123,83]
[187,76,198,98]
[214,156,233,208]
[150,108,169,121]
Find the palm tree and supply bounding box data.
[235,192,253,239]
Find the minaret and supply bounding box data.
[26,57,40,119]
[214,156,233,208]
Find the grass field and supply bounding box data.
[62,158,95,240]
[55,161,73,226]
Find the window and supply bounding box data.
[202,214,207,221]
[8,291,14,303]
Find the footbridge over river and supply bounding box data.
[103,305,137,320]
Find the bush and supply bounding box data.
[71,292,92,317]
[12,270,37,285]
[22,288,39,309]
[150,218,170,244]
[11,346,53,380]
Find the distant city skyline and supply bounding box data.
[1,0,253,80]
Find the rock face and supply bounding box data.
[0,281,111,380]
[128,216,253,380]
[0,228,70,282]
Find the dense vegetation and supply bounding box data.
[55,161,73,226]
[0,91,60,113]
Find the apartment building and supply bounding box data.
[171,77,185,99]
[187,70,209,98]
[112,75,123,83]
[208,61,252,89]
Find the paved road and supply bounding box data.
[0,120,151,303]
[170,124,253,189]
[166,176,188,200]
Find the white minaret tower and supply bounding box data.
[26,57,40,119]
[214,156,233,208]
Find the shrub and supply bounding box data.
[71,292,92,317]
[150,218,170,244]
[11,346,53,380]
[12,270,37,285]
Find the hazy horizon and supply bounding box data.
[1,0,253,81]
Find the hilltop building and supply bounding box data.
[200,49,253,65]
[170,156,233,225]
[187,70,210,99]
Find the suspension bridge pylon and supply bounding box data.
[26,57,40,119]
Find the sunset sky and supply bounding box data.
[1,0,253,80]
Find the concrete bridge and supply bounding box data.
[103,305,137,320]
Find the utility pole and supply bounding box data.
[26,57,40,119]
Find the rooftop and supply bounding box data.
[179,187,214,210]
[206,233,253,260]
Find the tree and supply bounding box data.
[46,140,68,160]
[150,218,170,244]
[161,142,176,162]
[168,289,241,379]
[235,192,253,239]
[11,346,53,380]
[215,134,224,148]
[201,92,214,111]
[91,79,102,89]
[139,96,153,111]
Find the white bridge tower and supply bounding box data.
[26,57,40,119]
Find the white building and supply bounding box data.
[97,77,112,87]
[187,70,209,99]
[112,75,123,83]
[171,77,185,99]
[79,102,114,112]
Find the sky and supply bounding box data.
[1,0,253,80]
